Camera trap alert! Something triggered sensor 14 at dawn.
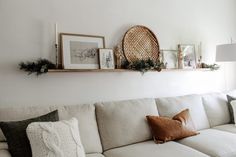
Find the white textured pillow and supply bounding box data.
[231,100,236,125]
[26,118,85,157]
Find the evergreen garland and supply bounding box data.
[125,59,164,73]
[19,58,56,75]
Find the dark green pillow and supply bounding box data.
[0,110,59,157]
[227,95,236,124]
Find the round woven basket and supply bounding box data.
[122,25,160,63]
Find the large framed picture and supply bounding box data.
[161,50,178,69]
[60,33,105,69]
[178,44,197,69]
[99,49,115,69]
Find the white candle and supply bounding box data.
[55,23,58,45]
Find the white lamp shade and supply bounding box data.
[216,43,236,62]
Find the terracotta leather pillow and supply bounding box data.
[146,109,199,144]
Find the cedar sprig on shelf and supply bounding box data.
[201,63,220,71]
[125,59,164,73]
[19,58,56,75]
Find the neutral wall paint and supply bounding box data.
[0,0,236,106]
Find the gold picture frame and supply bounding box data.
[60,33,105,69]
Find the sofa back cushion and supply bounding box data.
[0,104,102,154]
[202,93,230,127]
[95,98,158,151]
[156,95,210,130]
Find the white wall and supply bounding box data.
[0,0,236,106]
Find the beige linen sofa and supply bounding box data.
[0,91,236,157]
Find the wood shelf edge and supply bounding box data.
[48,68,212,73]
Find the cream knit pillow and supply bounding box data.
[26,118,85,157]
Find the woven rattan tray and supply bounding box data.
[122,25,160,63]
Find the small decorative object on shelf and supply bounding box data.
[124,59,164,74]
[114,42,126,69]
[201,63,220,71]
[99,49,115,69]
[197,56,202,68]
[55,23,59,68]
[197,42,202,68]
[177,48,184,69]
[19,59,56,75]
[55,43,59,68]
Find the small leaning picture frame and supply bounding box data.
[161,49,179,69]
[98,49,115,69]
[178,44,197,69]
[60,33,105,69]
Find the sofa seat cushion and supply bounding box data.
[0,104,102,154]
[202,93,230,127]
[0,150,104,157]
[104,141,209,157]
[96,98,159,151]
[156,95,210,130]
[213,124,236,134]
[86,153,105,157]
[178,129,236,157]
[0,150,11,157]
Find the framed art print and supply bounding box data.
[178,44,197,69]
[61,33,105,69]
[161,50,178,69]
[99,49,115,69]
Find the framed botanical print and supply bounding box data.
[60,33,105,69]
[178,44,197,69]
[99,49,115,69]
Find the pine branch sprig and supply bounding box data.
[19,58,56,75]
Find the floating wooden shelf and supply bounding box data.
[48,69,131,72]
[48,68,211,73]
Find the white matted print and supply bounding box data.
[178,44,197,69]
[161,50,178,69]
[61,33,105,69]
[99,49,115,69]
